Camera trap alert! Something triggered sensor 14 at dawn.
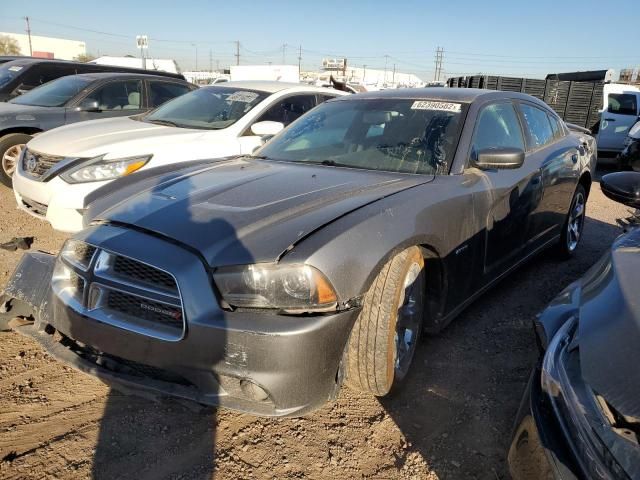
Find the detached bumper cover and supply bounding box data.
[3,247,360,417]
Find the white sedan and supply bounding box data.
[13,81,346,232]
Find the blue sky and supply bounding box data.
[1,0,638,79]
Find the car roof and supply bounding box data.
[69,72,188,81]
[204,80,343,94]
[335,87,537,103]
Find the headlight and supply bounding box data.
[213,263,337,312]
[60,154,152,183]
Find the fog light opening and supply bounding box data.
[240,379,269,402]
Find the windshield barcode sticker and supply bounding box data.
[411,101,461,112]
[226,91,259,103]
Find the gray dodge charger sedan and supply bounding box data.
[1,88,596,416]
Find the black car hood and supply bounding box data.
[91,158,432,266]
[578,227,640,420]
[0,101,50,116]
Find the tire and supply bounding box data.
[344,246,425,396]
[0,133,32,188]
[556,184,587,259]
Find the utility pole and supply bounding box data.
[434,46,444,82]
[363,64,367,83]
[235,41,240,66]
[281,43,287,64]
[392,64,396,84]
[209,49,213,73]
[24,16,33,56]
[384,54,389,84]
[297,45,302,71]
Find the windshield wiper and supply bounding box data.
[147,119,180,128]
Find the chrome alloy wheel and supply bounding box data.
[394,262,424,380]
[567,191,586,252]
[2,143,25,177]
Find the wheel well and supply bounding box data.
[579,171,592,198]
[0,127,43,138]
[419,245,447,334]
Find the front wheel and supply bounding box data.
[0,133,32,188]
[556,184,587,259]
[344,246,425,396]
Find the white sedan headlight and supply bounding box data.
[61,154,152,183]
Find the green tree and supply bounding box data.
[0,35,21,56]
[74,53,96,62]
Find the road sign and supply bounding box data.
[136,35,149,49]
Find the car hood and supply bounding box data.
[577,227,640,421]
[0,101,51,118]
[26,116,216,158]
[89,158,432,266]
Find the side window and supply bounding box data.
[317,94,337,104]
[520,104,555,148]
[548,113,564,139]
[84,80,143,111]
[608,93,638,116]
[149,81,192,108]
[257,95,317,126]
[472,102,525,154]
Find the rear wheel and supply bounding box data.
[344,246,425,396]
[556,184,587,259]
[0,133,32,187]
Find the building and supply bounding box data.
[92,56,180,74]
[0,32,85,60]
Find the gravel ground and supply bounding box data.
[0,169,629,479]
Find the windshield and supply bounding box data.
[143,87,268,130]
[258,98,465,175]
[10,75,92,107]
[0,63,22,89]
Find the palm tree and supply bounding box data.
[0,35,21,56]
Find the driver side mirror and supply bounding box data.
[601,172,640,209]
[250,121,284,137]
[474,147,525,170]
[77,99,101,112]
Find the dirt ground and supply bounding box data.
[0,169,629,480]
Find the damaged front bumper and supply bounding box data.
[2,250,360,417]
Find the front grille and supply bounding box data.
[107,290,183,327]
[113,256,178,292]
[74,243,97,267]
[53,241,186,341]
[22,149,65,179]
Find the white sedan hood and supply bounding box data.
[27,116,236,161]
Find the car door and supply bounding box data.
[238,93,320,154]
[470,100,543,275]
[518,102,579,246]
[597,89,640,152]
[66,79,145,124]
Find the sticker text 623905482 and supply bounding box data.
[411,101,461,112]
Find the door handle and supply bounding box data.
[604,118,616,121]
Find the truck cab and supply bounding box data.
[597,83,640,156]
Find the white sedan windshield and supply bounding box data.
[144,87,268,130]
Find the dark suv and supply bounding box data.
[0,58,185,102]
[0,72,196,186]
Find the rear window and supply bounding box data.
[608,93,638,116]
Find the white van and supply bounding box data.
[597,83,640,156]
